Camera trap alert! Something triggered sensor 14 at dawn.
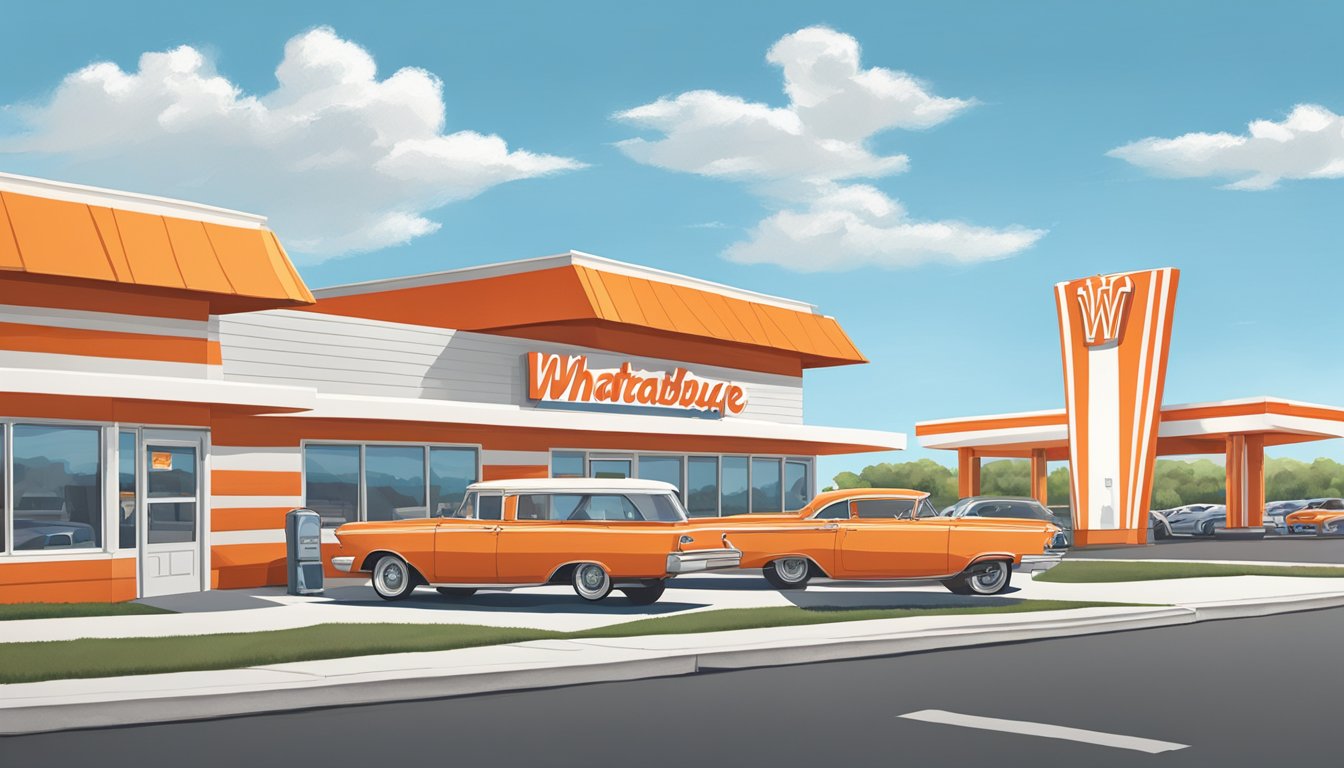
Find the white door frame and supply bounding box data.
[138,429,210,597]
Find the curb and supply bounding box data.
[2,594,1340,736]
[0,655,698,737]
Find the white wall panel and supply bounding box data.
[220,310,804,423]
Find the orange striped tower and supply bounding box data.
[1055,269,1180,545]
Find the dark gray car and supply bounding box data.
[945,497,1070,549]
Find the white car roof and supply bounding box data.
[466,478,680,494]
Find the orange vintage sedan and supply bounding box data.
[330,479,742,604]
[1285,499,1344,536]
[701,488,1064,594]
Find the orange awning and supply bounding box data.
[0,189,314,314]
[309,254,866,373]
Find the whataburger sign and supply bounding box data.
[526,352,748,416]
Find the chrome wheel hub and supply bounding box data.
[778,559,808,581]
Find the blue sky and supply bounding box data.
[2,1,1341,483]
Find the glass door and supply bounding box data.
[140,431,205,597]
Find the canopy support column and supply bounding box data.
[1030,448,1049,506]
[1225,434,1265,529]
[958,448,981,497]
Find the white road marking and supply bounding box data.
[898,709,1189,754]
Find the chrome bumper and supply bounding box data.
[331,556,355,573]
[667,548,743,574]
[1017,550,1067,572]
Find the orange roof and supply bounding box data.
[0,174,314,314]
[309,252,866,374]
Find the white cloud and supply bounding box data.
[615,26,970,183]
[615,26,1043,271]
[725,185,1046,271]
[0,28,584,261]
[1109,104,1344,190]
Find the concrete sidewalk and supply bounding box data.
[6,566,1344,643]
[4,569,1344,735]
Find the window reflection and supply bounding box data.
[721,456,749,516]
[430,447,478,516]
[305,445,360,528]
[751,457,782,513]
[119,431,136,549]
[12,425,102,550]
[365,446,425,521]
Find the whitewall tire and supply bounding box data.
[572,563,613,601]
[372,555,417,601]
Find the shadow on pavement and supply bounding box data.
[135,591,285,613]
[781,589,1027,610]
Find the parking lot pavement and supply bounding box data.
[6,605,1340,767]
[1072,535,1344,564]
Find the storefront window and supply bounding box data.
[0,428,6,553]
[751,457,782,513]
[686,456,719,517]
[429,447,478,516]
[305,444,360,528]
[721,456,749,516]
[118,431,137,549]
[589,458,631,479]
[365,445,426,521]
[785,460,810,511]
[552,451,585,478]
[638,455,683,497]
[11,424,102,550]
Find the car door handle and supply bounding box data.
[819,522,839,530]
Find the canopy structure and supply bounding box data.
[917,397,1344,536]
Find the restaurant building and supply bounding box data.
[0,173,904,602]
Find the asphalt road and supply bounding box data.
[4,607,1341,767]
[1073,534,1344,563]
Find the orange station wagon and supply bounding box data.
[702,488,1064,595]
[331,479,742,604]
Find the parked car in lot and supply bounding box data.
[1162,504,1226,536]
[1041,504,1170,542]
[331,479,742,604]
[705,488,1063,595]
[943,497,1071,549]
[1264,499,1307,533]
[11,519,96,550]
[1149,509,1174,540]
[1285,498,1344,535]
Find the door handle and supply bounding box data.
[820,522,839,530]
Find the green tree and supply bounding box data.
[832,459,958,508]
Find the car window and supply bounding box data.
[516,494,548,520]
[916,499,939,519]
[453,492,502,520]
[854,499,916,519]
[1005,502,1051,520]
[970,503,1007,517]
[580,494,643,521]
[1323,499,1344,510]
[813,501,850,520]
[477,495,503,521]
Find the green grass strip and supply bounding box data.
[1035,560,1344,583]
[0,600,1120,685]
[0,602,173,622]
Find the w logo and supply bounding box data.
[1075,274,1134,346]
